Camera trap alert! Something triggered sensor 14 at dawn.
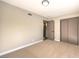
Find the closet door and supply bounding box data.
[77,17,79,45]
[60,20,68,42]
[68,18,77,44]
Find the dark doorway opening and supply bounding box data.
[43,20,48,40]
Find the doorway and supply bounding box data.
[43,20,54,40]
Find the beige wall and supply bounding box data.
[0,1,43,53]
[53,13,79,41]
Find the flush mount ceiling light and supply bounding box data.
[42,0,49,7]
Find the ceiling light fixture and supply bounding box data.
[42,0,49,7]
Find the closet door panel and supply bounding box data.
[60,20,68,42]
[68,19,77,44]
[77,18,79,45]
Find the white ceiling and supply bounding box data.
[1,0,79,18]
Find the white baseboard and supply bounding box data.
[54,38,60,42]
[0,40,43,56]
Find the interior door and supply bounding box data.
[46,21,54,40]
[60,19,68,42]
[68,18,77,44]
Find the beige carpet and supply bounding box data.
[1,40,79,58]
